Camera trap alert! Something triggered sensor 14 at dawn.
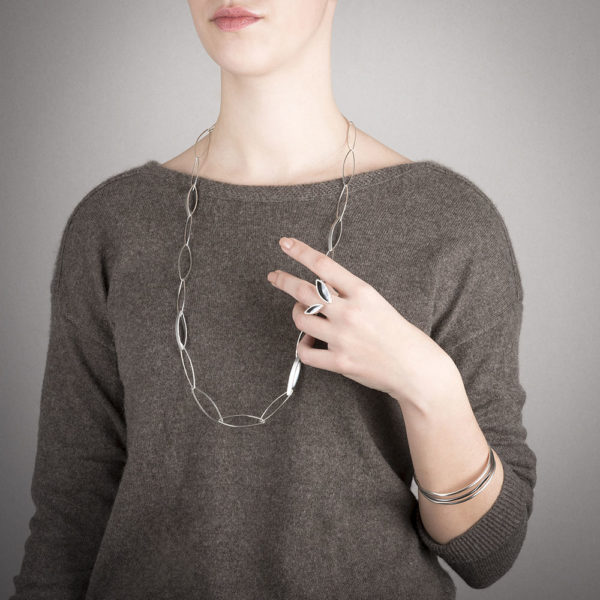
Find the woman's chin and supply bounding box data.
[206,50,278,77]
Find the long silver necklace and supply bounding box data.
[175,118,357,427]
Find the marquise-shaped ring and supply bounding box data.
[304,278,333,315]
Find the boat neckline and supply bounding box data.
[142,158,439,201]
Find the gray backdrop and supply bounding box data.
[2,1,598,598]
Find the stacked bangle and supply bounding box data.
[414,445,496,505]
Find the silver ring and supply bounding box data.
[304,278,333,316]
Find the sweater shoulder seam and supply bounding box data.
[57,304,117,352]
[423,163,523,302]
[54,167,146,307]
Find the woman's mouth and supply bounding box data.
[211,6,263,32]
[213,16,262,31]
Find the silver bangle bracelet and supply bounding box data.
[415,446,493,497]
[414,446,497,505]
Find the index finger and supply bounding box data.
[278,237,364,297]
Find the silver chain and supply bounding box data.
[175,118,357,427]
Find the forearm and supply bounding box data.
[392,355,505,545]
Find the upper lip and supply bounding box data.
[211,6,262,20]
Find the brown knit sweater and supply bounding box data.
[11,158,536,599]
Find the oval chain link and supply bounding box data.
[175,118,357,427]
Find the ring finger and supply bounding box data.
[292,301,335,343]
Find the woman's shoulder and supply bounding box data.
[408,159,524,304]
[362,133,504,223]
[65,160,155,227]
[52,161,158,293]
[398,159,514,243]
[405,159,495,209]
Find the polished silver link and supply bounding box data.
[176,118,357,427]
[326,121,356,261]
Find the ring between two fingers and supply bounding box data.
[304,278,334,316]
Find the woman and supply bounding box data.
[12,1,536,598]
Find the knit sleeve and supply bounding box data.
[11,198,127,599]
[412,185,537,589]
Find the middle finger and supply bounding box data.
[268,269,342,316]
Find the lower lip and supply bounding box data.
[213,16,262,31]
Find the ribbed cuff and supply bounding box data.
[414,460,529,567]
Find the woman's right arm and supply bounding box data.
[10,198,127,599]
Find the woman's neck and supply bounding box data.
[162,36,412,185]
[201,77,352,183]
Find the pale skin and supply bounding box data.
[165,0,504,544]
[268,237,504,544]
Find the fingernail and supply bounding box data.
[280,237,293,250]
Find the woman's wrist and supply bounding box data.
[389,350,464,415]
